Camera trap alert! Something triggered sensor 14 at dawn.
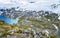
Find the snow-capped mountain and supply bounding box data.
[0,0,59,24]
[0,0,60,14]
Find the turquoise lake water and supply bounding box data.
[0,15,18,24]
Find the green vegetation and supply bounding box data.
[0,13,60,38]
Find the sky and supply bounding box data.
[0,0,60,14]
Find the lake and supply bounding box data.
[0,15,19,24]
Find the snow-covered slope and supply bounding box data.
[0,0,60,14]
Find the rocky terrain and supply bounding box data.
[0,8,60,38]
